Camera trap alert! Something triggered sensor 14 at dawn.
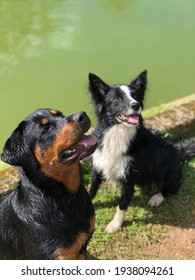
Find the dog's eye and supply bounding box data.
[41,125,51,134]
[114,94,123,101]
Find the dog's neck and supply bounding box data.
[40,162,81,193]
[18,164,81,194]
[97,123,137,149]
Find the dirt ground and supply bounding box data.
[144,226,195,260]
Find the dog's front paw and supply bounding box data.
[105,206,126,234]
[105,219,122,234]
[148,193,164,207]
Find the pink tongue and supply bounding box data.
[127,115,139,124]
[77,135,97,146]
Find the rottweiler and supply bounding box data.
[0,109,97,259]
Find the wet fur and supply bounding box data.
[0,109,95,259]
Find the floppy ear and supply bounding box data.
[0,121,38,170]
[88,73,110,103]
[130,70,147,102]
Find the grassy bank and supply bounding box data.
[85,159,195,259]
[143,94,195,118]
[0,162,10,171]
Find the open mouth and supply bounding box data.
[60,134,97,164]
[116,113,140,125]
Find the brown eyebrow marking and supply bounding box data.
[41,118,49,125]
[50,109,59,115]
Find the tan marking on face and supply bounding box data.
[54,232,89,260]
[35,123,82,192]
[41,118,49,125]
[50,109,58,115]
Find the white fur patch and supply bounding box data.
[148,193,165,207]
[93,124,136,182]
[119,85,142,116]
[105,206,126,233]
[119,85,132,100]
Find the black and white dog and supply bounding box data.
[88,70,195,233]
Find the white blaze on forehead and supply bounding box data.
[119,85,133,101]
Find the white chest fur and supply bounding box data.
[93,124,136,182]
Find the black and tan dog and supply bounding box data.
[0,109,97,260]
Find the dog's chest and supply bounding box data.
[93,125,136,182]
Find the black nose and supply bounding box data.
[131,102,140,111]
[67,111,89,123]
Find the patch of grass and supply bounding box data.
[84,159,195,259]
[0,165,18,197]
[0,162,10,171]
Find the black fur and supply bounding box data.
[0,109,97,259]
[88,70,195,232]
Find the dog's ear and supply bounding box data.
[0,121,38,170]
[130,70,147,101]
[88,73,110,102]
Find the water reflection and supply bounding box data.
[0,0,79,73]
[0,0,194,151]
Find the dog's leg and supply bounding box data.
[106,182,135,233]
[105,206,126,234]
[148,192,164,207]
[89,170,102,199]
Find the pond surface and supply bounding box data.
[0,0,194,150]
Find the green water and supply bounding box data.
[0,0,194,151]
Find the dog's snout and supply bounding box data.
[131,102,140,111]
[67,112,91,132]
[68,111,88,123]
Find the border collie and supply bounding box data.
[88,70,195,233]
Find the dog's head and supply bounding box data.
[88,70,147,126]
[1,109,97,190]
